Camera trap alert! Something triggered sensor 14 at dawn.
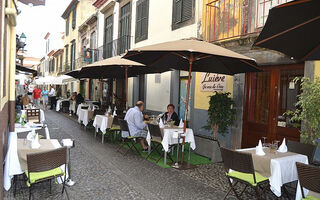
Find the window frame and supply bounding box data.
[135,0,149,43]
[171,0,195,30]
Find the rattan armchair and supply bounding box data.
[26,147,68,200]
[117,119,141,156]
[220,147,269,200]
[26,109,40,123]
[287,140,316,164]
[296,162,320,199]
[146,123,174,163]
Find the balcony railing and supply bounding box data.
[204,0,291,43]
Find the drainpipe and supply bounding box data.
[5,2,17,132]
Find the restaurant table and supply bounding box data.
[77,108,94,126]
[3,132,61,190]
[238,148,308,198]
[14,123,50,139]
[146,126,196,165]
[56,99,68,112]
[21,109,45,123]
[93,115,114,143]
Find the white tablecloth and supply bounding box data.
[3,132,59,190]
[14,123,50,139]
[239,148,308,198]
[77,109,94,126]
[56,99,68,112]
[69,101,76,113]
[21,109,45,123]
[147,127,196,152]
[93,115,114,134]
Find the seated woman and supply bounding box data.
[162,104,179,126]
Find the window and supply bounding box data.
[60,54,63,72]
[90,32,96,62]
[70,41,76,70]
[172,0,194,30]
[72,8,76,29]
[65,45,69,66]
[104,15,113,58]
[119,3,131,54]
[66,17,69,36]
[135,0,149,43]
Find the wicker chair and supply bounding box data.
[220,147,269,200]
[287,140,316,164]
[117,119,141,156]
[296,162,320,199]
[26,109,40,123]
[61,101,70,113]
[146,123,174,163]
[26,147,68,200]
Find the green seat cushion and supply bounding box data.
[110,126,121,131]
[226,171,268,186]
[303,196,320,200]
[25,167,64,187]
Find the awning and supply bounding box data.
[16,64,37,76]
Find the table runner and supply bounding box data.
[244,149,297,177]
[17,139,55,171]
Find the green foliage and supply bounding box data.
[205,92,236,140]
[285,77,320,144]
[56,87,62,97]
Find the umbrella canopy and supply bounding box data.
[254,0,320,60]
[34,76,56,85]
[124,39,260,75]
[54,75,76,84]
[65,68,81,79]
[124,38,259,167]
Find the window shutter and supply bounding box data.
[66,18,69,36]
[174,0,182,24]
[182,0,192,22]
[72,8,76,29]
[135,1,142,41]
[141,0,148,38]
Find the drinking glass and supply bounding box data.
[262,137,267,147]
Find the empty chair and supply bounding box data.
[61,101,70,113]
[25,147,68,200]
[296,162,320,199]
[287,140,316,164]
[146,123,174,163]
[220,147,269,200]
[26,109,40,123]
[118,119,140,156]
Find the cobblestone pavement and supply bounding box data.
[5,110,295,200]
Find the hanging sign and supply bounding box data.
[200,73,226,92]
[84,49,92,63]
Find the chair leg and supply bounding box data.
[13,175,17,197]
[29,185,32,200]
[227,179,242,200]
[254,186,262,200]
[49,179,52,194]
[130,141,141,156]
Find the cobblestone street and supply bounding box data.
[5,111,295,200]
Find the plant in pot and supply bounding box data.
[205,92,236,142]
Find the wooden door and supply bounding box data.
[242,64,304,148]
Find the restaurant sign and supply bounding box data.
[200,73,226,92]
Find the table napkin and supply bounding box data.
[112,110,117,117]
[31,133,40,149]
[277,138,288,153]
[179,119,184,128]
[107,106,112,113]
[62,139,73,147]
[256,140,265,156]
[159,118,165,128]
[26,130,35,141]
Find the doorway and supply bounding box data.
[242,64,304,148]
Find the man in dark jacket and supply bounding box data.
[162,104,179,126]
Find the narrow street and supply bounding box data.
[6,110,229,200]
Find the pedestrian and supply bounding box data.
[41,86,49,110]
[32,85,42,108]
[49,85,56,110]
[27,84,33,102]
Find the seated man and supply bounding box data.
[124,101,148,151]
[163,104,179,126]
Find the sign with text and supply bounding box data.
[200,73,226,92]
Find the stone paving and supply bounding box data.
[5,110,296,200]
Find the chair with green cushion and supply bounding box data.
[296,162,320,200]
[117,118,141,156]
[26,147,68,200]
[146,123,174,163]
[220,147,269,200]
[109,116,121,142]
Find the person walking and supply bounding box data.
[32,85,42,108]
[49,85,56,110]
[41,86,49,110]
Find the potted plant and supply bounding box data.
[205,92,236,141]
[195,92,236,162]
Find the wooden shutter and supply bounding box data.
[104,15,113,58]
[135,0,149,42]
[174,0,182,24]
[182,0,192,22]
[120,3,131,54]
[72,8,76,29]
[66,18,69,36]
[135,1,142,41]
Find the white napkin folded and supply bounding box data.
[62,139,73,147]
[31,133,40,149]
[112,110,117,117]
[159,118,165,128]
[256,140,265,156]
[277,138,288,153]
[114,106,117,111]
[107,106,112,113]
[179,119,184,128]
[26,130,35,141]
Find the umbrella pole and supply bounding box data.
[180,54,194,164]
[100,79,103,110]
[125,66,128,110]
